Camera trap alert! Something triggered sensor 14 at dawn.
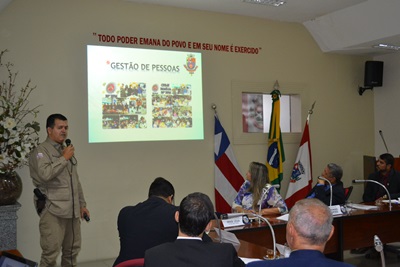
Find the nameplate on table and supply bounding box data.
[347,203,378,210]
[222,215,249,228]
[329,205,343,216]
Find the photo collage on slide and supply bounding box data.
[102,82,193,129]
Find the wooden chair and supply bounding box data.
[114,258,144,267]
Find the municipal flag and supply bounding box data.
[285,119,313,209]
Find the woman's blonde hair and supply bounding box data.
[247,162,269,210]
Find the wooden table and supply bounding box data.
[208,230,268,259]
[222,203,400,261]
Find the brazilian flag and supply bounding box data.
[266,89,285,190]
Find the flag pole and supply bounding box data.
[284,100,316,209]
[212,103,218,116]
[307,101,316,122]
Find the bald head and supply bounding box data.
[288,198,333,246]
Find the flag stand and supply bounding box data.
[284,101,316,209]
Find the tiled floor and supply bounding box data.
[75,250,400,267]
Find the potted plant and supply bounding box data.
[0,49,41,205]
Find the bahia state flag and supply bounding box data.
[285,119,313,209]
[266,89,285,188]
[214,114,245,213]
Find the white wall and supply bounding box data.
[0,0,375,263]
[374,53,400,155]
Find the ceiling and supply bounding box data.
[123,0,400,56]
[127,0,367,24]
[1,0,399,56]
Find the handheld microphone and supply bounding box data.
[65,138,72,147]
[318,176,333,206]
[352,179,392,211]
[379,130,389,153]
[65,139,77,165]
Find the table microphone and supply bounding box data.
[220,213,246,219]
[318,176,332,206]
[379,130,389,153]
[374,235,383,252]
[252,214,277,260]
[374,235,386,267]
[352,179,392,211]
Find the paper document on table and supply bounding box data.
[214,227,240,251]
[276,243,291,258]
[240,258,263,264]
[347,203,378,210]
[276,213,289,221]
[382,199,400,204]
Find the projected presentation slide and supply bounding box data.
[87,45,204,143]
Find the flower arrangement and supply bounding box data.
[0,49,41,174]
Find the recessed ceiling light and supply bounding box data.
[243,0,286,7]
[373,44,400,51]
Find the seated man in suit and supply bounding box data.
[363,153,400,202]
[306,163,346,206]
[248,198,355,267]
[113,177,178,266]
[350,153,400,256]
[145,192,245,267]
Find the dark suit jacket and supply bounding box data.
[306,181,346,205]
[144,239,245,267]
[113,197,179,266]
[247,250,355,267]
[363,169,400,202]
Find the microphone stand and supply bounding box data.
[374,235,386,267]
[214,213,223,243]
[252,213,277,260]
[318,177,332,206]
[352,180,392,211]
[379,130,389,153]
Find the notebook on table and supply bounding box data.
[0,251,38,267]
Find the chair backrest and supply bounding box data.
[344,186,353,201]
[114,258,144,267]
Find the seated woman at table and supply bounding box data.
[232,161,288,216]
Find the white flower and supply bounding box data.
[4,117,16,129]
[0,49,41,174]
[0,154,8,165]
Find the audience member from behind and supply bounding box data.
[306,163,346,205]
[232,162,288,215]
[363,153,400,202]
[145,192,245,267]
[248,198,355,267]
[113,177,177,266]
